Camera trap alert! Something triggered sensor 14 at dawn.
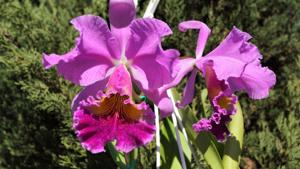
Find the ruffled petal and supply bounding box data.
[176,69,197,108]
[196,26,264,82]
[43,15,121,86]
[71,78,108,112]
[193,63,238,141]
[74,106,155,153]
[196,26,275,99]
[193,113,231,141]
[115,108,155,153]
[196,58,245,85]
[193,91,237,141]
[73,109,116,153]
[126,18,172,60]
[228,60,276,99]
[205,26,262,63]
[73,63,155,153]
[179,20,211,58]
[73,101,155,153]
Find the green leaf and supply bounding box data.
[107,142,127,169]
[171,89,223,169]
[222,102,244,169]
[160,117,192,169]
[200,88,210,117]
[127,149,138,169]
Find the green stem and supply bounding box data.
[222,102,244,169]
[107,143,127,169]
[127,149,138,169]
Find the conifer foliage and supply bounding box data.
[0,0,299,168]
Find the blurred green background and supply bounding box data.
[0,0,299,168]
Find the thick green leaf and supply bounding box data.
[127,149,138,169]
[222,102,244,169]
[171,89,223,169]
[160,117,192,169]
[107,142,127,169]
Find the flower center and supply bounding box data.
[217,95,233,110]
[82,93,142,122]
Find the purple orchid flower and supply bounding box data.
[171,20,276,141]
[42,0,179,117]
[73,64,155,153]
[42,0,180,153]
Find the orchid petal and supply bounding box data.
[205,26,262,63]
[193,91,237,141]
[73,64,155,153]
[73,109,116,153]
[160,58,195,92]
[71,78,108,112]
[179,20,211,58]
[196,57,245,83]
[126,18,172,60]
[126,18,176,90]
[115,108,155,153]
[106,64,133,96]
[109,0,136,29]
[199,27,275,99]
[177,69,197,108]
[43,15,120,86]
[228,60,276,99]
[130,50,177,90]
[109,0,136,52]
[71,15,121,60]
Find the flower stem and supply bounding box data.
[127,149,138,169]
[107,143,127,169]
[168,89,201,168]
[143,0,161,18]
[171,113,187,169]
[167,90,187,169]
[154,105,161,169]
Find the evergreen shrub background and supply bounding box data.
[0,0,299,168]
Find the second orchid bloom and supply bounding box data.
[173,21,276,141]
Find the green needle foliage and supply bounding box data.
[0,0,299,168]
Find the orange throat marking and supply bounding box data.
[86,93,142,122]
[217,95,233,110]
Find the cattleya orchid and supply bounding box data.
[42,0,179,153]
[171,21,276,141]
[43,0,179,117]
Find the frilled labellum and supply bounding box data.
[193,64,237,141]
[73,65,155,153]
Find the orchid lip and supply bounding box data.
[79,90,144,122]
